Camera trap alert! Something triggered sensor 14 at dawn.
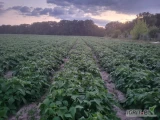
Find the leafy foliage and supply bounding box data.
[0,35,76,119]
[148,26,160,39]
[130,19,149,39]
[40,41,119,120]
[85,37,160,119]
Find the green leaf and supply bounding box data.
[84,110,88,117]
[43,98,50,106]
[83,100,91,106]
[97,112,103,120]
[26,90,31,94]
[56,101,62,106]
[22,97,27,104]
[31,90,35,95]
[75,105,83,109]
[58,106,68,115]
[79,117,85,120]
[93,99,101,106]
[53,116,61,120]
[62,100,68,106]
[69,107,76,118]
[64,113,72,118]
[71,95,79,100]
[48,108,54,115]
[8,97,15,105]
[50,103,56,108]
[0,109,7,118]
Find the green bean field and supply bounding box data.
[0,35,160,120]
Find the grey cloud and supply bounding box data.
[51,12,109,26]
[39,8,52,15]
[0,2,4,8]
[39,8,51,15]
[47,0,160,14]
[9,5,82,17]
[0,2,6,14]
[47,0,115,7]
[49,7,66,16]
[30,8,43,16]
[9,6,66,16]
[7,4,109,26]
[11,6,31,13]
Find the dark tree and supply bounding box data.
[0,20,105,37]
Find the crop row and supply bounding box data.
[0,35,74,76]
[94,38,160,73]
[0,36,75,119]
[39,40,119,120]
[84,38,160,119]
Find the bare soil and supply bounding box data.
[86,43,143,120]
[60,58,69,69]
[4,71,14,79]
[7,41,79,120]
[9,57,70,120]
[113,106,143,120]
[100,71,126,103]
[9,103,40,120]
[97,59,142,120]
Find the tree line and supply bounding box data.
[0,12,160,40]
[105,12,160,40]
[0,20,105,37]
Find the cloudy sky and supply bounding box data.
[0,0,160,27]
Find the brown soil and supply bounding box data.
[98,60,143,120]
[7,42,78,120]
[9,57,70,120]
[100,71,126,103]
[60,58,69,69]
[4,71,14,79]
[85,43,143,120]
[113,105,143,120]
[9,103,40,120]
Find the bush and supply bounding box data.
[112,30,121,38]
[130,19,148,40]
[148,26,159,39]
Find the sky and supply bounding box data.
[0,0,160,27]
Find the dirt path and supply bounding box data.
[85,42,143,120]
[9,59,70,120]
[4,71,14,79]
[8,42,77,120]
